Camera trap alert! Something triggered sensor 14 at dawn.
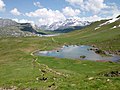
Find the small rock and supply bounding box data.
[41,69,46,73]
[65,45,69,47]
[80,55,86,59]
[71,84,76,87]
[36,77,39,81]
[48,83,55,87]
[118,50,120,52]
[88,77,94,80]
[92,45,96,47]
[10,86,18,90]
[90,48,93,50]
[107,79,110,82]
[53,78,56,80]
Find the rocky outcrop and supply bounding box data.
[0,19,17,27]
[0,19,46,37]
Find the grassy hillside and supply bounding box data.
[55,19,120,55]
[0,19,120,89]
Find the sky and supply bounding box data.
[0,0,120,26]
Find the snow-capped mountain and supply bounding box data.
[39,18,91,30]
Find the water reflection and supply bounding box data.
[34,45,120,61]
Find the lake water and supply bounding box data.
[34,45,120,62]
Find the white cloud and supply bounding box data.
[12,18,34,24]
[34,2,43,8]
[107,4,120,18]
[10,8,21,15]
[26,8,66,25]
[62,7,80,17]
[84,0,107,13]
[80,15,103,22]
[65,0,120,19]
[97,3,120,19]
[0,0,5,11]
[20,1,119,26]
[65,0,83,5]
[66,0,108,14]
[38,18,56,26]
[12,18,36,28]
[70,15,104,22]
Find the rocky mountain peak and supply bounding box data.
[0,19,17,27]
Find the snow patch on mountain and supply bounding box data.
[111,25,120,29]
[118,25,120,27]
[39,34,60,37]
[94,15,120,30]
[111,26,117,29]
[99,17,119,27]
[95,27,100,30]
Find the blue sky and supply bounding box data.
[0,0,120,26]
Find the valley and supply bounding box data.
[0,15,120,89]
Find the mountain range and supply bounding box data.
[39,18,91,31]
[0,15,120,37]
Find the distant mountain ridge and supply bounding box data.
[39,18,91,31]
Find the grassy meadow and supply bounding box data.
[0,19,120,89]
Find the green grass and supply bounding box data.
[37,29,58,34]
[0,19,120,89]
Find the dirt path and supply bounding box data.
[30,46,68,77]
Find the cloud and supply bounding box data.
[80,15,103,22]
[111,5,120,18]
[13,19,34,24]
[65,0,83,5]
[62,7,80,17]
[25,8,66,25]
[65,0,120,19]
[33,2,43,8]
[10,8,21,15]
[18,1,119,26]
[69,15,103,22]
[66,0,108,14]
[0,0,5,11]
[91,2,120,20]
[103,3,120,18]
[84,0,108,13]
[12,18,36,27]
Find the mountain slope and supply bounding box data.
[0,19,17,27]
[54,15,120,54]
[0,19,46,37]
